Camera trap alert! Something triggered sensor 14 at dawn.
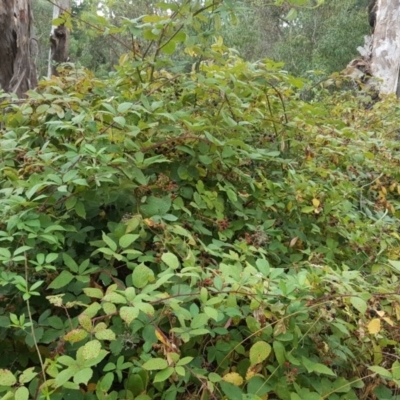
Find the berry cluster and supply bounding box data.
[215,218,230,231]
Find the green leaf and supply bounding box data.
[255,259,270,276]
[63,253,78,272]
[142,358,168,371]
[15,386,29,400]
[119,234,139,248]
[95,328,116,341]
[54,368,76,387]
[132,264,155,288]
[388,260,400,273]
[102,292,127,304]
[220,381,243,400]
[99,372,114,392]
[117,102,132,113]
[140,196,171,217]
[19,367,36,384]
[48,270,74,289]
[191,313,209,329]
[161,40,176,55]
[120,306,139,325]
[350,297,367,315]
[369,366,392,379]
[301,357,336,376]
[161,252,180,269]
[82,340,102,360]
[273,341,286,365]
[249,341,271,366]
[102,232,118,252]
[177,357,193,366]
[75,201,86,218]
[204,306,219,321]
[113,116,126,127]
[83,288,104,299]
[153,367,174,383]
[73,368,93,385]
[0,369,17,386]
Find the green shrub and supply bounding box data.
[1,4,400,400]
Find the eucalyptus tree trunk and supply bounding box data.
[48,0,70,77]
[0,0,38,97]
[369,0,400,96]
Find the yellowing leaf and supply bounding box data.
[249,341,271,366]
[64,328,88,343]
[383,317,394,326]
[367,318,381,334]
[395,303,400,320]
[312,198,320,208]
[222,372,243,386]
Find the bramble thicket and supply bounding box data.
[1,2,400,400]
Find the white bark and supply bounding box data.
[48,0,70,77]
[370,0,400,96]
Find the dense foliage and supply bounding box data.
[224,0,370,76]
[1,1,400,400]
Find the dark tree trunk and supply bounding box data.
[48,0,71,77]
[0,0,38,97]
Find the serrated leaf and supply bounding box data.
[161,252,180,269]
[142,358,168,371]
[132,264,155,288]
[102,232,117,252]
[136,302,155,316]
[95,329,116,341]
[47,270,74,289]
[73,368,93,385]
[369,365,392,379]
[204,306,219,321]
[113,116,126,127]
[177,357,193,366]
[0,369,17,386]
[273,341,286,365]
[78,313,93,332]
[82,340,102,360]
[102,292,127,304]
[75,201,86,218]
[54,368,76,387]
[64,329,88,343]
[83,288,104,299]
[120,306,139,325]
[350,297,367,314]
[223,372,243,386]
[63,253,78,272]
[117,102,132,113]
[99,372,114,392]
[102,301,117,315]
[392,360,400,380]
[19,367,36,384]
[153,367,174,383]
[119,234,139,248]
[140,196,171,217]
[220,381,243,399]
[161,40,176,55]
[249,341,271,366]
[84,302,102,318]
[301,356,336,376]
[15,386,29,400]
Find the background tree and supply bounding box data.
[0,0,38,97]
[48,0,71,77]
[224,0,370,77]
[369,0,400,95]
